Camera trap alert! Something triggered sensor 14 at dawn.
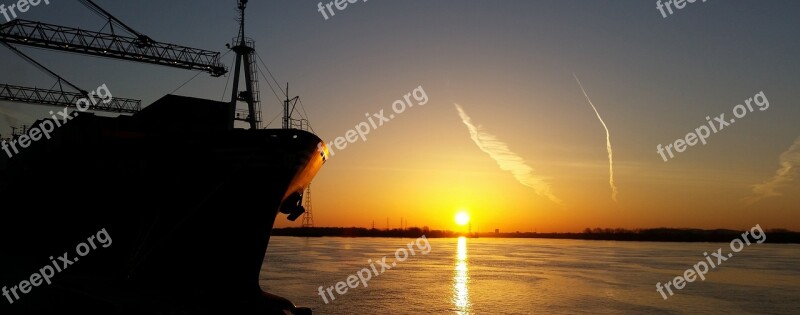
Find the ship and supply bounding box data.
[0,1,325,314]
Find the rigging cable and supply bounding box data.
[1,43,86,95]
[256,52,287,97]
[220,49,235,101]
[252,52,315,131]
[253,61,285,107]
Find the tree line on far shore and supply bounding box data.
[271,226,800,243]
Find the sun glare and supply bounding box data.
[455,211,470,226]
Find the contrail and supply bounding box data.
[573,74,618,202]
[454,103,562,205]
[746,136,800,205]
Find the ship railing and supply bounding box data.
[287,118,311,132]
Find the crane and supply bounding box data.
[0,42,141,113]
[0,19,227,77]
[0,0,227,76]
[0,0,229,114]
[0,84,140,114]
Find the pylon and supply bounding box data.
[301,184,314,228]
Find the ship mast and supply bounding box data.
[228,0,261,130]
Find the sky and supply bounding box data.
[1,0,798,232]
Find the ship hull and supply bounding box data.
[0,96,324,314]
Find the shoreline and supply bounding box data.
[271,227,800,244]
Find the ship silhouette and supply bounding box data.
[0,1,324,314]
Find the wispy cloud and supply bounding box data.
[746,137,800,205]
[573,74,618,202]
[454,103,562,205]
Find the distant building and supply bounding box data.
[495,229,500,234]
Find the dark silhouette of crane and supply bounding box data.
[0,42,140,113]
[0,0,227,114]
[0,0,227,76]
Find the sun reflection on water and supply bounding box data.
[453,236,471,314]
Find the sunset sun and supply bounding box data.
[455,211,470,226]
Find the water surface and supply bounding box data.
[261,236,800,314]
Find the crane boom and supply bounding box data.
[0,19,227,77]
[0,84,141,113]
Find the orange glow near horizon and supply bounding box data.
[270,76,800,233]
